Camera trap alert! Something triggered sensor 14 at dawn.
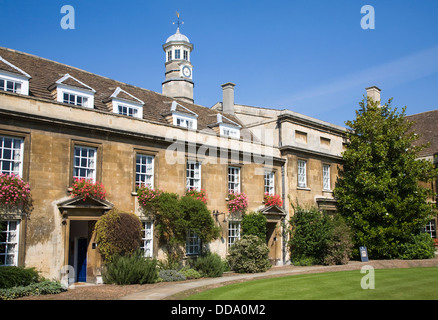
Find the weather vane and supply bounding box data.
[173,11,184,29]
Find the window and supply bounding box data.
[424,220,436,238]
[0,78,22,93]
[118,104,139,118]
[0,136,23,176]
[136,155,154,188]
[141,221,154,258]
[183,50,188,60]
[175,117,194,129]
[186,230,201,255]
[220,126,240,138]
[0,220,19,266]
[228,221,241,247]
[323,164,331,190]
[264,172,275,195]
[167,50,172,61]
[297,160,307,188]
[63,92,88,107]
[186,161,201,191]
[73,146,97,182]
[228,166,241,193]
[175,49,181,59]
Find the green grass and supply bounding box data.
[186,267,438,300]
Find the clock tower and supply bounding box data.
[162,16,194,104]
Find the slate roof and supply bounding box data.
[406,110,438,158]
[0,46,247,137]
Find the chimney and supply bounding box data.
[366,86,381,104]
[221,82,235,115]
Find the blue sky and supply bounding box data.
[1,0,437,127]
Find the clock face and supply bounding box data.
[182,65,192,78]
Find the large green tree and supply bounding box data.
[334,97,437,259]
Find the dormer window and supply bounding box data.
[53,74,95,109]
[221,125,240,138]
[63,92,88,107]
[109,87,144,119]
[0,56,31,95]
[0,79,21,93]
[164,101,198,130]
[175,115,194,129]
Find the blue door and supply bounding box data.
[77,238,87,282]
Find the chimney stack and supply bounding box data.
[366,86,381,104]
[221,82,235,115]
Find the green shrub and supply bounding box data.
[0,280,65,300]
[158,269,186,282]
[227,235,271,273]
[189,252,224,277]
[102,250,158,285]
[241,212,267,241]
[180,267,202,280]
[399,233,436,260]
[95,209,143,262]
[0,266,39,289]
[289,206,332,265]
[323,215,354,265]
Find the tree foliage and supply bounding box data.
[334,97,438,259]
[95,209,143,262]
[241,211,267,241]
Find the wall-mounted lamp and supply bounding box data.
[213,210,227,222]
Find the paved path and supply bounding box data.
[119,258,438,300]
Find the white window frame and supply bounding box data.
[186,230,201,255]
[0,220,20,266]
[136,154,154,188]
[110,88,144,119]
[228,221,241,247]
[186,161,201,191]
[219,124,240,139]
[0,57,31,95]
[0,135,24,177]
[323,164,331,190]
[0,78,22,94]
[424,219,436,238]
[57,85,94,108]
[73,146,97,182]
[264,172,275,195]
[228,166,241,193]
[297,160,307,188]
[167,50,172,62]
[175,49,181,60]
[172,112,197,130]
[141,221,154,258]
[183,50,188,60]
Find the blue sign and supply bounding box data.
[359,246,369,262]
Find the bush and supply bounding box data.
[102,250,158,285]
[158,270,186,282]
[0,280,65,300]
[289,206,332,265]
[227,235,271,273]
[399,233,436,260]
[180,267,202,280]
[241,212,267,241]
[323,215,354,265]
[95,209,143,262]
[0,266,39,289]
[189,252,224,278]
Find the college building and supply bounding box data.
[0,26,435,283]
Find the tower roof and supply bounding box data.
[166,27,190,44]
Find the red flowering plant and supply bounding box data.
[185,188,208,204]
[71,178,106,200]
[0,173,32,216]
[227,191,248,214]
[263,193,283,207]
[136,185,162,214]
[434,238,438,248]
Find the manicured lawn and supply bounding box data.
[186,267,438,300]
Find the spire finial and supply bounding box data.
[173,11,184,30]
